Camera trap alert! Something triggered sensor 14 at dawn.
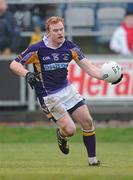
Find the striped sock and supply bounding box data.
[82,129,96,157]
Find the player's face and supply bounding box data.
[48,21,65,46]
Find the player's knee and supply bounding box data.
[65,125,76,137]
[82,117,94,130]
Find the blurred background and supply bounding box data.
[0,0,133,125]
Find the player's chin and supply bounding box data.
[58,37,64,43]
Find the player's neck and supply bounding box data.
[47,39,65,49]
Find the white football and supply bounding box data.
[101,61,122,83]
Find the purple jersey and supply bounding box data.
[15,40,85,97]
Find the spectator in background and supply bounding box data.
[29,26,42,45]
[14,6,32,31]
[0,0,20,55]
[22,8,32,31]
[110,10,133,55]
[32,7,43,30]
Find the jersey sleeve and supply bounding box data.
[71,45,85,62]
[15,45,39,65]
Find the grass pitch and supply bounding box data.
[0,127,133,180]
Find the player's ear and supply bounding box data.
[46,32,50,38]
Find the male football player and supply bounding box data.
[10,16,122,166]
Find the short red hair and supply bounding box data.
[45,16,64,32]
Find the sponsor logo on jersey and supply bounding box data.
[44,63,69,71]
[42,56,51,61]
[63,53,70,61]
[52,53,60,61]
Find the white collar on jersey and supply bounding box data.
[42,35,65,49]
[43,35,49,46]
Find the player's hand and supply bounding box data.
[25,72,41,89]
[112,74,123,85]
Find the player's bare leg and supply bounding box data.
[71,104,100,166]
[56,113,76,154]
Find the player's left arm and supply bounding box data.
[76,58,103,80]
[71,45,103,80]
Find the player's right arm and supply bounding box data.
[10,45,37,76]
[10,41,41,75]
[10,60,29,77]
[10,44,42,89]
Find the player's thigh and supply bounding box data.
[71,105,94,130]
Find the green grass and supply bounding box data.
[0,126,133,180]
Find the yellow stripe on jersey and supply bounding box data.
[71,49,79,62]
[25,52,42,80]
[25,51,39,64]
[18,54,22,59]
